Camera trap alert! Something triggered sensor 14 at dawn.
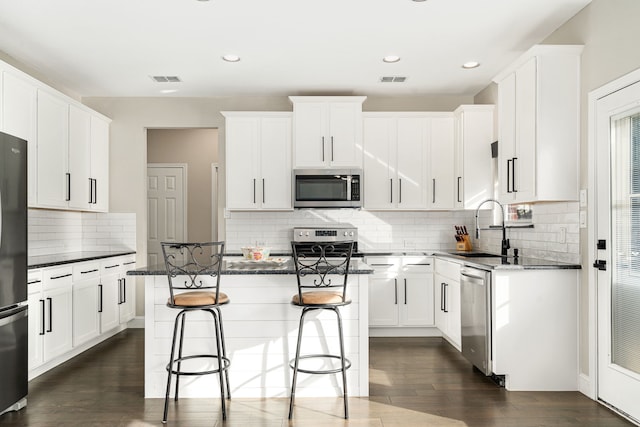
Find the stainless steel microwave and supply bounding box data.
[293,169,362,208]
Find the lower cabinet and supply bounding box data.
[434,258,461,349]
[28,267,74,371]
[28,254,136,379]
[367,256,435,335]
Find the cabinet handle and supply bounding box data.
[122,278,126,304]
[399,179,402,203]
[81,269,99,274]
[47,297,53,332]
[331,136,334,162]
[118,279,123,305]
[506,159,513,193]
[253,179,256,204]
[457,177,462,203]
[28,279,42,285]
[512,157,518,192]
[394,279,398,305]
[432,179,436,203]
[262,179,265,204]
[443,283,449,313]
[105,264,120,269]
[123,261,136,266]
[390,179,393,203]
[88,177,93,204]
[50,273,72,280]
[39,299,45,335]
[370,263,394,266]
[322,137,325,162]
[404,278,407,304]
[66,173,71,201]
[98,284,103,313]
[440,283,445,311]
[406,263,431,266]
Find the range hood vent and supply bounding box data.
[150,75,182,83]
[380,76,407,83]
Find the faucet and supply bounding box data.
[475,199,510,257]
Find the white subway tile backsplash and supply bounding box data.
[28,210,136,256]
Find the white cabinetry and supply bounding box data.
[290,96,366,168]
[28,266,73,372]
[72,261,101,346]
[223,112,292,210]
[367,256,435,336]
[1,70,37,205]
[453,105,495,209]
[429,115,456,209]
[117,256,137,324]
[90,115,110,211]
[434,258,461,349]
[493,45,582,203]
[36,90,69,209]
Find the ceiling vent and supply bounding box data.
[150,76,182,83]
[380,76,407,83]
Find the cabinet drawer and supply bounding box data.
[120,256,137,271]
[101,258,123,275]
[402,257,434,273]
[28,270,43,293]
[365,257,401,274]
[43,266,73,290]
[435,259,461,281]
[73,261,101,281]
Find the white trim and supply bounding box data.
[146,163,188,242]
[127,316,145,329]
[586,66,640,401]
[212,163,219,241]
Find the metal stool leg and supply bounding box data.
[163,310,184,424]
[334,307,349,419]
[174,311,187,401]
[215,306,231,400]
[207,309,227,420]
[288,306,311,419]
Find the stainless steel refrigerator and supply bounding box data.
[0,131,28,416]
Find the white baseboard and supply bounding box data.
[579,372,596,399]
[369,327,442,337]
[127,316,145,328]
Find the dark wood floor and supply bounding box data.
[0,330,633,426]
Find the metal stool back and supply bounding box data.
[289,241,354,419]
[160,241,230,422]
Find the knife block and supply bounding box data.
[456,235,473,252]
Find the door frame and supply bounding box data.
[211,163,219,242]
[146,163,188,246]
[586,67,640,400]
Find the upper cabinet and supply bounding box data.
[363,112,455,211]
[223,112,292,210]
[453,105,495,210]
[290,96,366,168]
[0,59,111,212]
[493,45,582,204]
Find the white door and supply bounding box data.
[595,79,640,423]
[147,165,186,267]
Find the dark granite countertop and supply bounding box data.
[29,250,137,269]
[127,257,374,276]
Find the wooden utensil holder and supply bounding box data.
[456,235,473,252]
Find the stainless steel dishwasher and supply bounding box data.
[460,266,492,376]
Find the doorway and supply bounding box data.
[593,76,640,423]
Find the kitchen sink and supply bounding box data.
[449,252,502,258]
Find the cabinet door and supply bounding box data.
[2,71,37,206]
[43,286,73,362]
[27,289,44,371]
[498,73,517,202]
[400,276,435,327]
[396,117,427,209]
[368,276,399,326]
[514,57,537,200]
[68,105,91,210]
[72,279,100,346]
[430,117,455,209]
[90,115,110,212]
[328,102,362,168]
[37,90,69,208]
[260,117,292,209]
[447,279,462,349]
[100,273,120,332]
[363,117,394,209]
[293,102,325,168]
[226,117,259,209]
[119,276,136,324]
[434,274,448,333]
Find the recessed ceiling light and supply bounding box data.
[462,61,480,69]
[222,54,240,62]
[160,89,178,94]
[383,55,401,63]
[412,0,428,2]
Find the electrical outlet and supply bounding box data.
[580,189,588,208]
[558,227,566,244]
[580,211,587,228]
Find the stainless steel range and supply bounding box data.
[293,226,359,254]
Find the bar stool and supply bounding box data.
[160,241,231,423]
[288,241,354,420]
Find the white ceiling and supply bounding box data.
[0,0,591,99]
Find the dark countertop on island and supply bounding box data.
[127,257,374,276]
[28,250,136,269]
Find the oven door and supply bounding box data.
[293,169,360,208]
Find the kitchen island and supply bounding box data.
[127,258,373,399]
